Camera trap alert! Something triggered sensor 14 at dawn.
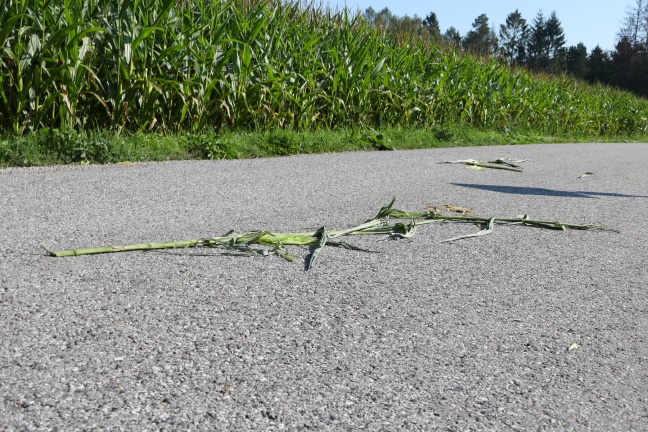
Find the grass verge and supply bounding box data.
[2,124,646,168]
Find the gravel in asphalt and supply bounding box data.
[1,143,647,430]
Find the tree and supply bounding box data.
[463,13,498,56]
[422,11,440,31]
[545,11,566,73]
[364,7,377,26]
[554,47,568,73]
[612,36,636,88]
[611,1,648,96]
[526,10,566,73]
[376,7,393,23]
[566,43,588,78]
[422,11,441,41]
[527,11,549,71]
[618,0,648,47]
[444,27,462,48]
[364,7,441,44]
[629,45,648,96]
[391,14,428,39]
[364,7,393,29]
[499,9,528,64]
[586,45,613,84]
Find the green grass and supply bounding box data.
[2,125,644,168]
[1,0,647,167]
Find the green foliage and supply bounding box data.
[185,132,239,160]
[364,128,393,150]
[43,129,112,164]
[463,14,498,57]
[3,124,647,168]
[566,43,588,78]
[422,11,441,41]
[499,10,528,64]
[0,0,647,168]
[433,125,455,142]
[587,46,614,84]
[48,198,617,268]
[0,0,646,137]
[264,130,301,156]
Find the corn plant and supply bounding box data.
[1,0,647,135]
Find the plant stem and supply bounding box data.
[46,201,618,258]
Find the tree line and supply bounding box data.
[363,1,648,97]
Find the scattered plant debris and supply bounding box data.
[424,204,474,215]
[43,199,617,269]
[440,158,529,172]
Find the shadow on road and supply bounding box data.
[450,183,648,199]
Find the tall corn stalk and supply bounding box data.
[1,0,647,135]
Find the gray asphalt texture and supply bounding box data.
[1,143,647,431]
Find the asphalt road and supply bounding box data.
[1,143,647,431]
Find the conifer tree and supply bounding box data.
[422,11,442,42]
[527,11,549,71]
[586,46,613,84]
[612,0,648,96]
[499,9,528,64]
[566,43,588,78]
[545,11,566,73]
[463,14,498,56]
[444,27,463,48]
[612,37,634,90]
[526,10,566,73]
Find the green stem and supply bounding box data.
[51,239,208,257]
[46,201,617,257]
[391,211,617,231]
[464,162,523,172]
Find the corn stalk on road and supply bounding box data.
[1,143,647,430]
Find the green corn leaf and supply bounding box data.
[371,57,387,79]
[391,220,417,238]
[132,27,163,51]
[307,226,328,270]
[46,199,617,273]
[440,159,524,172]
[367,197,396,222]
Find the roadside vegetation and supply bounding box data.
[1,0,647,167]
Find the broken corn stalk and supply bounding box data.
[44,199,617,269]
[440,158,529,172]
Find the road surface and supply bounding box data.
[1,143,647,430]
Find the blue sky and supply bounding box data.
[329,0,628,51]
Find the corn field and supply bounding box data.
[2,0,647,135]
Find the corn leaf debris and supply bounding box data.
[45,199,617,269]
[440,158,529,172]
